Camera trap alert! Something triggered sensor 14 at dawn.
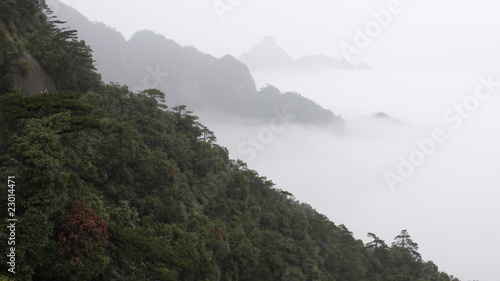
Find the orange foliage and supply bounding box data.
[211,226,224,241]
[168,165,177,176]
[57,199,109,265]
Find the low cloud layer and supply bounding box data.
[203,69,500,281]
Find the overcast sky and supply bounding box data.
[58,0,500,70]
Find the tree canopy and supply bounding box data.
[0,1,460,280]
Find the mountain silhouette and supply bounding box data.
[239,36,369,71]
[52,2,340,124]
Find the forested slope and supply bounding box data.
[0,1,459,280]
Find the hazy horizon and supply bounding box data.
[58,0,500,71]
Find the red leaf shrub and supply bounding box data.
[57,199,109,264]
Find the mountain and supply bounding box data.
[0,1,459,281]
[362,111,401,124]
[239,36,295,70]
[51,1,340,124]
[239,36,369,71]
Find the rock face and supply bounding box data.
[0,23,57,155]
[0,19,57,96]
[1,50,57,155]
[13,52,57,96]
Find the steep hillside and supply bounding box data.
[0,88,459,281]
[0,1,459,281]
[0,0,101,95]
[0,14,56,95]
[12,51,57,95]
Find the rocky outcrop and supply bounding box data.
[13,52,57,96]
[1,23,58,156]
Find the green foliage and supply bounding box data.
[0,85,460,281]
[393,229,422,260]
[0,31,17,93]
[0,2,459,280]
[0,0,101,95]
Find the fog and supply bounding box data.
[59,0,500,70]
[57,1,500,280]
[202,69,500,281]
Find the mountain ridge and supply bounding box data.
[51,1,340,125]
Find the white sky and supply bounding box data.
[58,0,500,70]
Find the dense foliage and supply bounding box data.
[0,86,460,281]
[0,0,101,93]
[0,1,459,280]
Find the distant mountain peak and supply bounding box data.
[372,111,390,119]
[260,35,278,46]
[239,36,293,70]
[361,111,400,124]
[240,36,365,71]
